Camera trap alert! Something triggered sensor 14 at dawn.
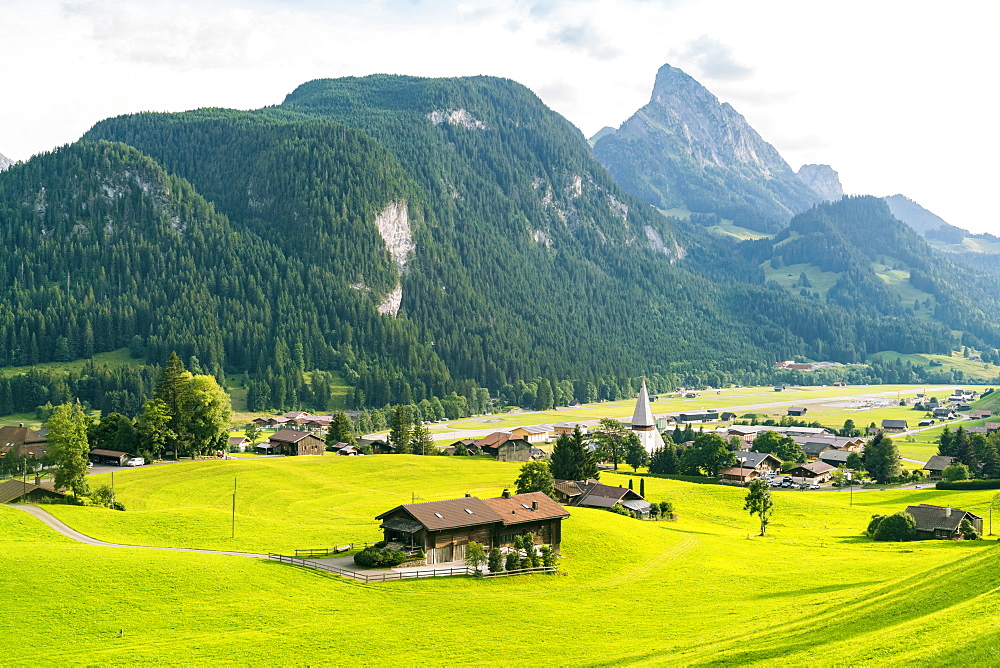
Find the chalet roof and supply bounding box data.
[228,437,249,445]
[787,406,808,412]
[971,410,992,418]
[0,479,64,504]
[819,450,852,464]
[376,497,503,532]
[269,429,323,444]
[0,425,47,452]
[790,461,836,476]
[380,516,424,533]
[482,492,570,525]
[514,425,550,435]
[718,467,758,478]
[924,455,957,472]
[733,451,781,469]
[882,420,908,429]
[554,480,585,498]
[799,441,836,455]
[631,380,655,429]
[475,432,513,448]
[620,499,652,513]
[905,504,981,533]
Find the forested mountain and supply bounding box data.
[3,73,998,418]
[591,64,820,233]
[740,196,1000,355]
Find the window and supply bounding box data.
[464,508,474,514]
[434,513,443,518]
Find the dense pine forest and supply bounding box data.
[1,74,998,419]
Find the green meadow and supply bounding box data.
[4,456,1000,665]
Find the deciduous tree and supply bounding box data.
[47,402,91,499]
[514,461,555,496]
[744,479,773,536]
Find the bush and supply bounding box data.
[504,551,520,571]
[353,546,409,568]
[960,518,980,540]
[610,503,632,517]
[539,544,556,568]
[942,463,971,482]
[870,511,917,542]
[487,548,504,573]
[89,484,116,508]
[936,479,1000,490]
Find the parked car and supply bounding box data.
[125,457,145,467]
[798,483,809,490]
[810,483,820,490]
[781,481,791,488]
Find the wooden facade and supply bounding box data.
[267,429,325,456]
[376,491,569,565]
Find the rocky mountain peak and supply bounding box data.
[0,152,13,171]
[796,164,843,201]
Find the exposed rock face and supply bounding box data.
[883,194,950,236]
[592,63,820,232]
[0,152,12,171]
[427,108,486,129]
[373,200,413,317]
[796,164,843,201]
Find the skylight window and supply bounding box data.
[434,512,443,518]
[521,503,530,509]
[464,508,474,514]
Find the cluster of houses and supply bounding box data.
[718,430,867,486]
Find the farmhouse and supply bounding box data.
[720,412,737,421]
[228,436,250,452]
[786,406,808,416]
[818,450,853,467]
[358,438,392,454]
[676,410,719,423]
[553,479,651,516]
[933,407,955,419]
[551,423,587,436]
[971,410,992,420]
[375,490,569,564]
[923,455,958,480]
[260,429,325,456]
[881,419,908,432]
[89,449,129,466]
[786,461,836,482]
[905,504,983,540]
[0,424,49,461]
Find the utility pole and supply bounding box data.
[231,477,237,539]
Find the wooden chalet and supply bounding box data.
[0,425,49,461]
[881,419,908,432]
[786,406,808,416]
[923,455,957,480]
[551,423,586,437]
[733,451,782,473]
[786,461,836,482]
[376,490,569,564]
[553,479,651,516]
[510,425,551,444]
[359,438,392,454]
[475,432,532,462]
[906,504,983,540]
[0,478,66,504]
[228,436,250,452]
[718,467,759,485]
[971,410,993,420]
[260,429,325,456]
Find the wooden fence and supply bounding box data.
[267,553,557,582]
[294,543,372,558]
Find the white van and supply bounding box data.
[125,457,145,467]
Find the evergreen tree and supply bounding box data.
[864,432,902,483]
[136,399,173,460]
[389,405,412,454]
[326,411,354,446]
[155,352,193,457]
[411,422,434,455]
[550,426,598,481]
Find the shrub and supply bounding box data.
[658,500,675,520]
[487,548,504,573]
[865,514,886,538]
[942,463,971,482]
[539,545,556,568]
[870,512,917,542]
[504,551,520,571]
[89,484,116,508]
[936,479,1000,490]
[354,546,409,568]
[960,518,980,540]
[610,503,632,517]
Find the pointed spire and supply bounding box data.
[632,380,655,428]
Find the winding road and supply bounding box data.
[10,504,267,558]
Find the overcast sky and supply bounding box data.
[2,0,996,232]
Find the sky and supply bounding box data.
[2,0,996,233]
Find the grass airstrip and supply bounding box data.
[4,455,1000,665]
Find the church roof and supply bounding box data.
[632,380,655,428]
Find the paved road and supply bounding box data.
[10,504,267,559]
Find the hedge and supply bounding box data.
[935,479,1000,490]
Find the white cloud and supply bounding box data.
[675,35,752,81]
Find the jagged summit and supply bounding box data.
[796,164,843,202]
[883,194,950,236]
[0,152,12,171]
[592,63,820,232]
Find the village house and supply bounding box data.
[228,436,250,452]
[932,407,956,420]
[551,423,587,437]
[786,406,808,417]
[905,504,983,540]
[375,490,569,564]
[786,461,836,482]
[0,477,66,504]
[676,410,720,423]
[733,450,782,473]
[923,455,958,481]
[553,479,651,516]
[258,429,325,456]
[0,424,49,461]
[359,437,393,454]
[475,432,533,462]
[971,410,992,420]
[718,467,760,485]
[818,449,853,467]
[881,419,908,432]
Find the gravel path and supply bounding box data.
[10,504,267,559]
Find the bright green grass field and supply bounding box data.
[5,456,1000,665]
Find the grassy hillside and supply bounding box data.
[5,456,1000,664]
[871,351,1000,381]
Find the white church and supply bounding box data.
[631,380,665,452]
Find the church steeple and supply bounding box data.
[631,379,665,453]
